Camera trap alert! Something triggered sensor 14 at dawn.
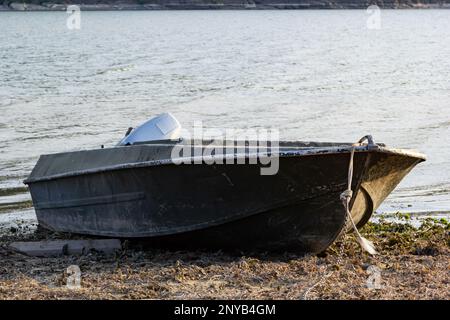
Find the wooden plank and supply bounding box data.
[9,239,122,257]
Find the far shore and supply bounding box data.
[2,2,450,12]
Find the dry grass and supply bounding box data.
[0,218,448,300]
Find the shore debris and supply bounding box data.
[9,239,121,257]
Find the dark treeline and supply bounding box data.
[2,0,450,10]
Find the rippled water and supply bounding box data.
[0,10,449,223]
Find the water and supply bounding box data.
[1,10,449,223]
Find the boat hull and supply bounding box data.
[25,143,424,253]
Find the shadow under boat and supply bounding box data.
[24,114,426,254]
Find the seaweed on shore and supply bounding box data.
[0,219,448,300]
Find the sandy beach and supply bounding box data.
[0,215,448,300]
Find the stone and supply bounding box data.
[9,239,122,257]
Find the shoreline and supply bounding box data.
[2,2,450,12]
[0,216,448,299]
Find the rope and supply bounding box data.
[340,144,377,255]
[301,137,377,299]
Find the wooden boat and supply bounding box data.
[24,115,425,253]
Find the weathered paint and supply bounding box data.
[24,139,425,253]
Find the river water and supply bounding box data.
[0,10,449,224]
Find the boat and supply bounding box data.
[24,113,426,253]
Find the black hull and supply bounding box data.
[136,193,349,252]
[25,142,425,253]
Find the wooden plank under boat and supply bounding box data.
[24,138,425,253]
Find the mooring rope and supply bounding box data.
[301,136,377,299]
[340,140,377,255]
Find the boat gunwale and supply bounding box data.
[24,144,426,184]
